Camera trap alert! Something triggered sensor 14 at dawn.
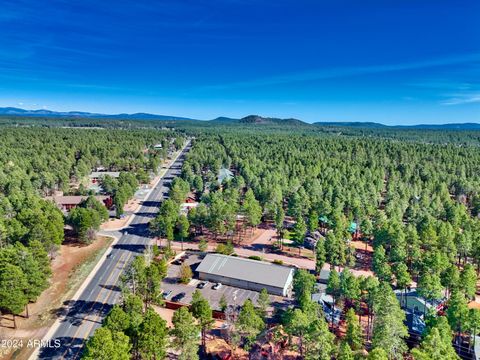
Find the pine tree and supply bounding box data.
[176,214,190,250]
[242,188,262,229]
[137,308,168,360]
[411,327,459,360]
[372,245,391,283]
[367,348,388,360]
[293,269,316,303]
[190,290,214,350]
[372,283,408,359]
[304,317,335,360]
[337,342,355,360]
[237,299,265,350]
[308,210,319,233]
[393,262,412,307]
[326,269,341,324]
[171,306,200,360]
[257,288,270,316]
[0,263,29,328]
[459,264,477,300]
[104,305,130,333]
[446,290,469,343]
[293,215,307,248]
[315,239,326,276]
[275,206,285,248]
[83,327,131,360]
[219,294,228,312]
[285,308,310,357]
[344,308,363,351]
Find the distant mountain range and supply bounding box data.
[1,107,479,130]
[0,107,194,121]
[313,121,480,130]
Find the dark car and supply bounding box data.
[172,292,186,302]
[197,281,208,289]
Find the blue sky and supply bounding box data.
[0,0,479,124]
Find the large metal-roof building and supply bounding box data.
[196,253,294,297]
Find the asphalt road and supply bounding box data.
[38,142,191,360]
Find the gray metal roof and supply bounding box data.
[89,171,121,178]
[196,254,294,289]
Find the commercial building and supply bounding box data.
[196,253,294,297]
[47,195,112,212]
[89,171,121,184]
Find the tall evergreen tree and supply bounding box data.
[372,283,408,359]
[171,306,200,360]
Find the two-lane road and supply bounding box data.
[37,142,191,359]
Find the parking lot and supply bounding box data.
[161,253,291,310]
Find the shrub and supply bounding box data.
[178,263,192,284]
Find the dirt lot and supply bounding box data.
[0,236,112,360]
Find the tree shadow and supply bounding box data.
[123,223,151,237]
[140,200,161,208]
[51,299,113,323]
[42,299,115,358]
[243,243,269,252]
[0,314,15,329]
[99,284,122,292]
[132,211,157,219]
[163,276,180,284]
[38,336,86,359]
[112,243,146,253]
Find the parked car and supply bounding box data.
[212,283,222,290]
[162,290,173,299]
[172,259,183,265]
[172,292,186,302]
[197,281,208,289]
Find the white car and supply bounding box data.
[212,283,222,290]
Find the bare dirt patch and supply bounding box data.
[101,216,130,230]
[0,236,112,360]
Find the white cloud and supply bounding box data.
[204,52,480,90]
[441,93,480,105]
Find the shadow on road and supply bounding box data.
[123,223,151,237]
[132,211,157,219]
[51,300,113,324]
[99,284,122,292]
[112,243,147,253]
[141,200,161,208]
[38,336,86,359]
